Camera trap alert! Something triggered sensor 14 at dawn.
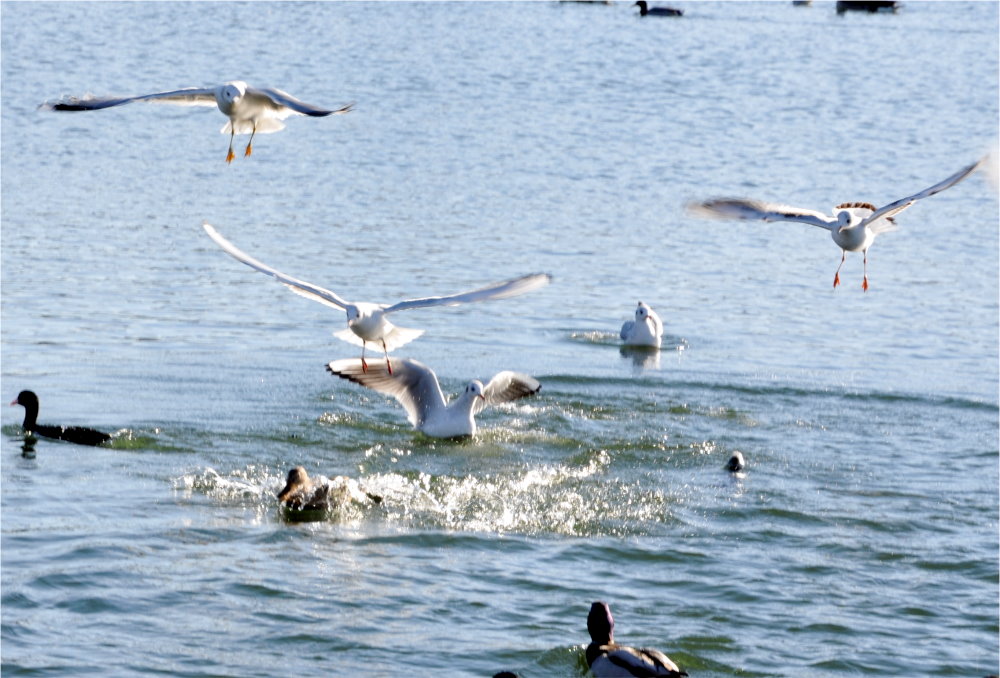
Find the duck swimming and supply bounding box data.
[10,390,111,447]
[277,466,382,511]
[586,601,687,677]
[634,1,684,16]
[726,451,746,473]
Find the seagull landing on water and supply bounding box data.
[41,81,353,163]
[202,223,551,374]
[326,358,541,438]
[620,301,663,348]
[687,157,986,291]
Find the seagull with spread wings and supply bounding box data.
[326,358,541,438]
[687,157,985,290]
[202,223,552,374]
[42,80,353,163]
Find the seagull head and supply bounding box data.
[635,302,651,321]
[220,81,246,105]
[466,380,486,401]
[835,209,855,233]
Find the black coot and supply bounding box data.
[10,390,112,446]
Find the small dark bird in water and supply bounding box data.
[836,1,899,14]
[277,466,382,511]
[726,451,746,473]
[586,601,687,677]
[634,1,683,16]
[10,390,111,447]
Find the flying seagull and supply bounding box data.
[42,80,353,163]
[202,222,552,373]
[687,157,985,290]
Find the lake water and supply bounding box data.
[2,2,997,676]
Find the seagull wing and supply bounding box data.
[687,198,837,230]
[620,320,636,341]
[250,86,355,118]
[326,358,446,428]
[383,273,552,314]
[474,371,541,414]
[202,222,350,311]
[647,309,664,336]
[864,157,985,225]
[42,87,219,111]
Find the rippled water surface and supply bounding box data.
[2,2,998,676]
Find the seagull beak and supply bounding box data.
[9,399,17,406]
[478,394,486,401]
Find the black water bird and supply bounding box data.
[836,1,899,14]
[726,451,746,473]
[586,601,687,677]
[10,390,111,446]
[634,1,683,17]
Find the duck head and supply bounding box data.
[587,601,615,644]
[278,466,310,502]
[726,451,746,472]
[10,390,39,428]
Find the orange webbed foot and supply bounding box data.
[361,358,369,374]
[226,149,235,164]
[862,276,869,292]
[833,273,841,288]
[244,144,253,158]
[386,360,393,376]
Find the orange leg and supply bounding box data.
[382,339,392,375]
[862,250,869,291]
[244,124,256,157]
[833,250,845,288]
[226,129,235,164]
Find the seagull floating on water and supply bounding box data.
[41,80,353,163]
[634,1,684,16]
[586,601,687,677]
[620,301,663,349]
[203,222,551,374]
[326,358,541,438]
[277,466,382,511]
[687,157,985,290]
[10,390,111,447]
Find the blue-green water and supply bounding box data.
[2,2,997,676]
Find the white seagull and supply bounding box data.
[41,80,353,163]
[202,223,551,374]
[586,601,687,677]
[620,301,663,348]
[325,358,541,438]
[687,157,985,290]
